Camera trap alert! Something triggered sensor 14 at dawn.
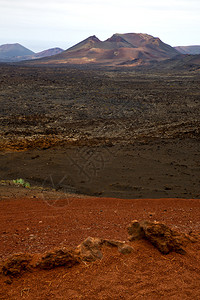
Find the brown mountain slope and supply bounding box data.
[26,33,179,66]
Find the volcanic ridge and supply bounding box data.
[24,33,179,66]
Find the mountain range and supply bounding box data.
[1,34,200,69]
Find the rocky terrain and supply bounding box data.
[0,186,199,299]
[145,53,200,72]
[0,63,200,299]
[0,64,200,198]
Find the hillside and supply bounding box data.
[140,54,200,72]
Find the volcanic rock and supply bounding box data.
[76,237,103,262]
[2,253,32,277]
[76,237,133,261]
[37,248,80,270]
[128,220,188,254]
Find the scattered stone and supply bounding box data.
[29,234,36,240]
[148,212,156,217]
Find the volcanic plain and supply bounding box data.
[0,64,200,299]
[0,65,200,199]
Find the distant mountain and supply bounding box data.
[26,33,179,66]
[174,46,200,55]
[0,44,64,62]
[31,47,64,59]
[0,43,34,61]
[17,47,64,61]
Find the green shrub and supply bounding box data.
[12,178,30,188]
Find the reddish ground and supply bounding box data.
[0,187,200,299]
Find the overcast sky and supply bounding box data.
[0,0,199,52]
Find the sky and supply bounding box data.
[0,0,200,52]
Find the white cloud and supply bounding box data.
[0,0,199,51]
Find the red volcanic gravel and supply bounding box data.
[0,191,200,299]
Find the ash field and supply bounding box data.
[0,65,200,199]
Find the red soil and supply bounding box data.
[0,191,200,299]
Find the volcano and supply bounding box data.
[0,43,34,61]
[31,33,179,66]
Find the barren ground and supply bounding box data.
[0,186,200,299]
[0,65,200,198]
[0,65,200,299]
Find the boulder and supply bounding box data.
[37,248,80,270]
[76,237,133,261]
[76,237,103,262]
[2,253,32,277]
[127,220,145,241]
[128,220,188,254]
